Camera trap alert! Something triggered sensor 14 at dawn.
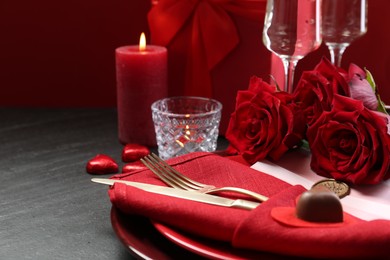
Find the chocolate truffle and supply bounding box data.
[296,187,343,223]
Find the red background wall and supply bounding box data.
[0,0,389,107]
[0,0,151,107]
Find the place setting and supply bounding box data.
[86,0,390,259]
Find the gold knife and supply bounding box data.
[91,178,260,210]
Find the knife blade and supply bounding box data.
[91,178,260,210]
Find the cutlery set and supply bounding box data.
[91,178,260,210]
[140,153,268,202]
[91,153,268,210]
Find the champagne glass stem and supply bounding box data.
[281,58,298,93]
[327,43,348,67]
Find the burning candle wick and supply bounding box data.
[139,32,146,52]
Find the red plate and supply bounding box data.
[111,206,301,260]
[151,221,264,259]
[110,207,198,259]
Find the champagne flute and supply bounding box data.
[263,0,322,93]
[322,0,368,67]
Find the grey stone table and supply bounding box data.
[0,108,229,260]
[0,109,130,260]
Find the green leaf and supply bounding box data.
[365,68,376,92]
[301,139,311,151]
[365,68,388,114]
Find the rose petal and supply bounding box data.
[122,144,150,162]
[349,76,378,110]
[86,154,118,175]
[348,63,366,79]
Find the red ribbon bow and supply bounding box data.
[148,0,266,97]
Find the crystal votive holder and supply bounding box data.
[151,96,222,160]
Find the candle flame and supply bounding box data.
[139,32,146,51]
[185,125,191,136]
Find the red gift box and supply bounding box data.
[147,0,271,134]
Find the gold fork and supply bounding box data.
[140,153,268,202]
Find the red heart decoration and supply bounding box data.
[122,143,150,162]
[86,154,119,175]
[122,161,146,173]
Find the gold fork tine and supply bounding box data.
[149,153,205,189]
[140,156,184,189]
[142,153,269,202]
[146,154,201,190]
[141,155,195,190]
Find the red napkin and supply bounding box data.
[108,152,390,258]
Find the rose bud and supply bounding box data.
[348,63,378,111]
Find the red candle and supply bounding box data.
[116,33,167,146]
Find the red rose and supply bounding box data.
[313,57,350,96]
[226,76,305,164]
[307,95,390,185]
[293,57,350,125]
